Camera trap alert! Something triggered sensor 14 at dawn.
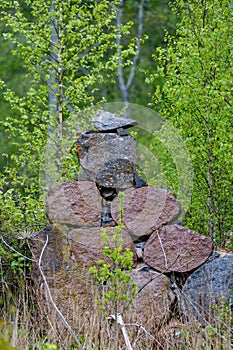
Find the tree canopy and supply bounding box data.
[149,0,233,246]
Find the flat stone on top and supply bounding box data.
[93,110,138,131]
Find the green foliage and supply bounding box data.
[148,0,233,246]
[0,338,17,350]
[133,118,194,213]
[97,0,177,105]
[39,343,59,350]
[0,0,126,173]
[90,192,136,315]
[89,228,136,311]
[10,252,28,273]
[0,0,134,284]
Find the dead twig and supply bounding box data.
[35,234,84,350]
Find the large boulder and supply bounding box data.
[46,181,102,227]
[144,224,213,273]
[31,224,96,345]
[68,226,137,268]
[31,223,137,346]
[31,224,68,273]
[111,187,181,239]
[180,251,233,322]
[125,267,176,332]
[32,224,137,275]
[76,132,137,189]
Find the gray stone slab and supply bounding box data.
[76,132,137,189]
[181,253,233,322]
[93,110,138,131]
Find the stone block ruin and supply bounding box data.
[32,110,233,346]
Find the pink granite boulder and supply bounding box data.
[46,181,102,227]
[144,224,213,273]
[111,186,181,239]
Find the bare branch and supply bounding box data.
[35,234,84,349]
[157,229,168,269]
[129,322,163,347]
[109,313,133,350]
[1,235,34,262]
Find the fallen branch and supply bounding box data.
[108,313,133,350]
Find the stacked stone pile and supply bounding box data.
[32,110,233,342]
[72,110,213,274]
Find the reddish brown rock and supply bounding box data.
[31,224,97,346]
[32,225,137,275]
[111,186,181,239]
[46,181,102,227]
[144,224,213,273]
[31,224,138,345]
[31,224,68,273]
[69,226,137,268]
[125,268,176,331]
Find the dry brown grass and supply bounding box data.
[1,275,232,350]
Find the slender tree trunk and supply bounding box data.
[47,2,59,189]
[57,0,63,174]
[116,0,145,115]
[47,0,63,189]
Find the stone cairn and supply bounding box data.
[32,111,233,345]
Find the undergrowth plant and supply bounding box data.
[177,298,232,350]
[89,192,136,350]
